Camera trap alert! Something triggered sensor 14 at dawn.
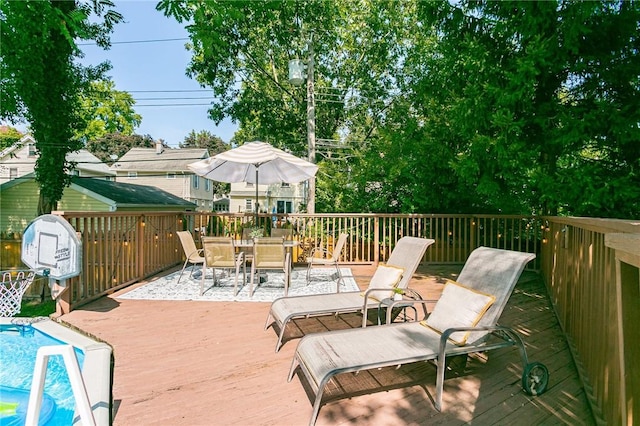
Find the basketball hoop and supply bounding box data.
[0,269,49,317]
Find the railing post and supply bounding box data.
[471,215,478,252]
[374,216,380,264]
[137,215,145,279]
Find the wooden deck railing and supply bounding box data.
[11,210,639,424]
[56,212,185,308]
[47,212,542,311]
[540,217,639,425]
[188,213,542,266]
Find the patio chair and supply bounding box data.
[265,236,435,352]
[305,233,348,286]
[287,247,548,426]
[241,227,264,263]
[201,237,246,296]
[176,231,205,283]
[250,237,291,297]
[270,228,293,239]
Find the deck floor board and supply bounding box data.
[60,263,594,425]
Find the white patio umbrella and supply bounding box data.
[187,141,318,215]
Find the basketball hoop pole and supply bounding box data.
[50,279,71,316]
[21,214,82,316]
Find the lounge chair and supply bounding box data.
[305,233,348,286]
[176,231,205,283]
[200,237,246,296]
[265,236,435,351]
[287,247,548,426]
[250,237,291,297]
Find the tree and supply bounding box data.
[158,0,343,155]
[86,133,156,165]
[412,1,640,217]
[180,130,231,196]
[0,0,122,214]
[160,0,640,218]
[78,79,142,142]
[158,0,425,212]
[0,126,23,151]
[180,130,228,153]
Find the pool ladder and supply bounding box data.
[25,345,96,426]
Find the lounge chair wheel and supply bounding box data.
[522,362,549,396]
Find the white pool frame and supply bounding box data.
[0,317,113,426]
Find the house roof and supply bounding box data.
[68,150,115,177]
[212,198,230,206]
[0,135,114,177]
[71,177,197,208]
[112,147,209,172]
[0,173,32,190]
[0,135,31,158]
[1,175,196,213]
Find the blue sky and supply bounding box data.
[80,0,237,147]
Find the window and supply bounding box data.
[127,172,137,179]
[28,144,36,156]
[70,169,80,176]
[246,182,254,188]
[281,182,290,188]
[277,200,293,214]
[205,179,211,191]
[192,174,199,189]
[166,173,176,179]
[9,168,17,180]
[245,199,253,211]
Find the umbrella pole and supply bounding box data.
[255,168,259,224]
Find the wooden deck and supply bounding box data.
[60,264,595,425]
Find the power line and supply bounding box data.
[133,97,214,101]
[134,103,212,107]
[127,90,211,93]
[78,37,188,46]
[2,155,210,166]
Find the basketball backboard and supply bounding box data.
[21,214,82,280]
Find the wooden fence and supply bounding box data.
[540,217,639,425]
[26,211,540,311]
[188,212,542,266]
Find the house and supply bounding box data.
[0,175,196,235]
[229,181,308,214]
[111,142,214,211]
[212,197,230,212]
[0,135,114,182]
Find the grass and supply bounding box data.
[16,299,56,317]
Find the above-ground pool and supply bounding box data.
[0,318,112,425]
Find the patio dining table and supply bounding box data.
[233,239,298,250]
[233,239,299,290]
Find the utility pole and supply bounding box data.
[288,33,317,214]
[306,37,316,214]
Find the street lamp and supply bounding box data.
[288,39,316,214]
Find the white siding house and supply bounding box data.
[112,142,214,211]
[0,135,114,183]
[229,181,308,214]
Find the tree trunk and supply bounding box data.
[37,192,56,215]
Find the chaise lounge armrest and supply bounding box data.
[359,287,423,327]
[367,287,436,326]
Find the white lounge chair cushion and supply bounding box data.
[422,280,496,345]
[363,264,404,302]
